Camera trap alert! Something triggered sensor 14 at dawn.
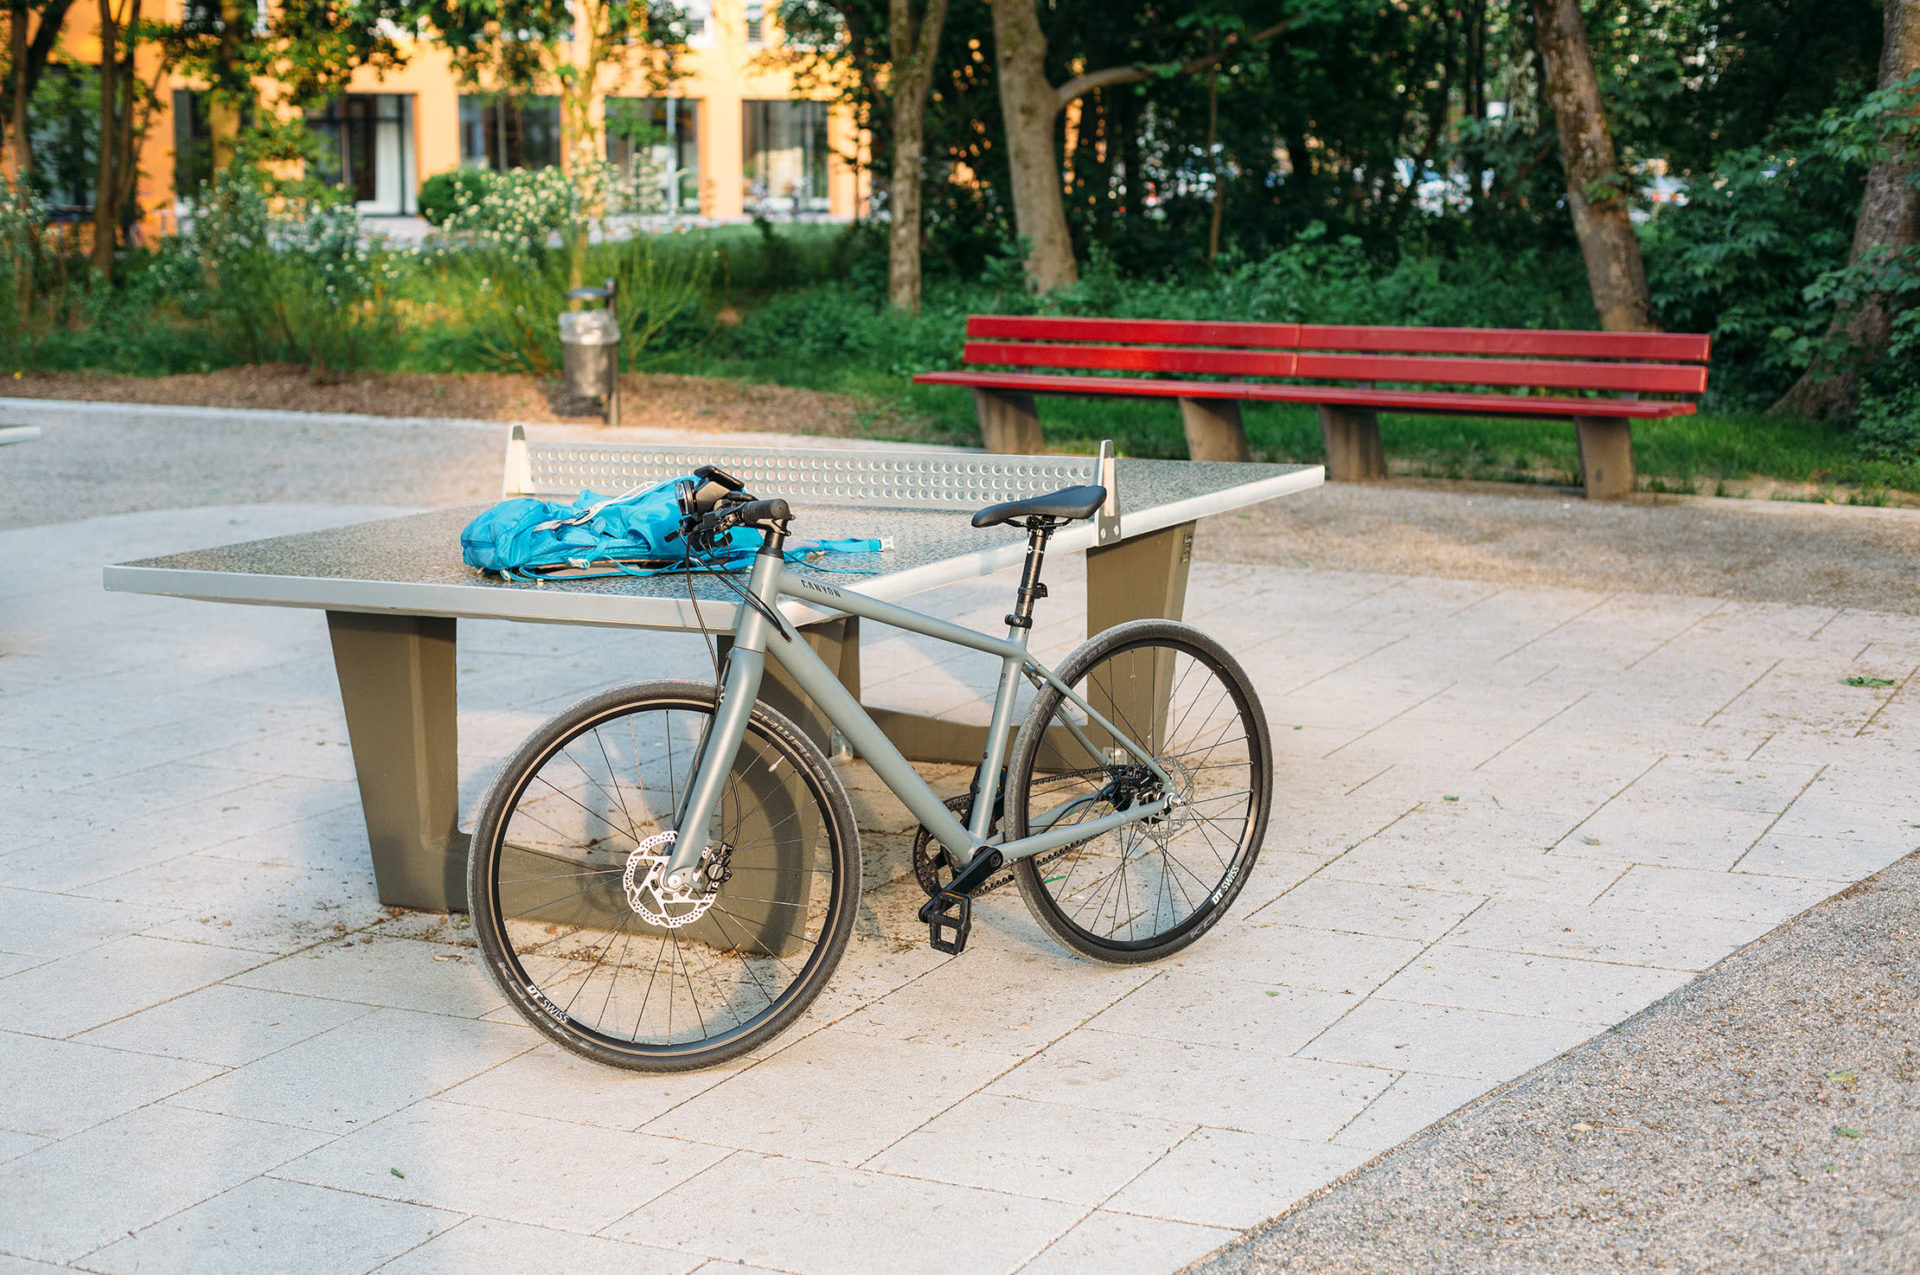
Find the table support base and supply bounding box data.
[327,611,468,912]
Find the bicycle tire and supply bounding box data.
[468,680,859,1071]
[1004,620,1271,963]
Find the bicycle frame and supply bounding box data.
[662,545,1176,884]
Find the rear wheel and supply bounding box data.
[1005,621,1270,963]
[467,681,859,1071]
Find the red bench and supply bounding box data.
[911,316,1712,499]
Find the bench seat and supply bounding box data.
[912,316,1712,499]
[912,369,1698,419]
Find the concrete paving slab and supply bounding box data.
[274,1098,730,1234]
[607,1151,1081,1275]
[2,474,1917,1272]
[79,1176,459,1275]
[377,1217,700,1275]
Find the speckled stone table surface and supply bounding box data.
[102,455,1321,630]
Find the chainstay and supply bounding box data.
[971,842,1081,896]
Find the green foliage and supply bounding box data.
[1644,136,1863,408]
[417,168,495,227]
[167,166,405,376]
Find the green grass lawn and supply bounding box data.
[647,351,1920,500]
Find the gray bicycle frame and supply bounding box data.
[661,546,1175,883]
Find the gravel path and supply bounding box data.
[1190,849,1920,1274]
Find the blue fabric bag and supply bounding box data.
[460,477,885,581]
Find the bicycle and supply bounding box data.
[468,463,1273,1070]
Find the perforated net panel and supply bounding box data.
[522,445,1097,510]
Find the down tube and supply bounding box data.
[766,620,980,859]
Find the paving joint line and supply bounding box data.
[1699,657,1782,728]
[1852,661,1920,738]
[1726,763,1829,873]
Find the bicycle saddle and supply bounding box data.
[970,484,1107,529]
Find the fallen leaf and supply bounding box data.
[1835,1126,1864,1139]
[1845,676,1896,688]
[390,1167,406,1178]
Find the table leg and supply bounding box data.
[864,522,1199,767]
[326,611,468,912]
[1085,520,1195,757]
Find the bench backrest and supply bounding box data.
[963,315,1711,397]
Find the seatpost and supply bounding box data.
[1006,519,1053,631]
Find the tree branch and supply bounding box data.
[1053,17,1294,114]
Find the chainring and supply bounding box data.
[911,791,1087,898]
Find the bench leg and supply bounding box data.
[722,615,860,757]
[1317,405,1386,482]
[326,611,467,912]
[1575,416,1636,499]
[1178,398,1252,462]
[974,387,1044,455]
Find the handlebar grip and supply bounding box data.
[735,499,791,526]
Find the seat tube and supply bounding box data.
[969,628,1030,842]
[666,550,784,880]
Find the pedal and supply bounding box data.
[927,890,972,955]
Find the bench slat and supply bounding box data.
[967,314,1302,349]
[915,370,1698,419]
[1296,324,1711,363]
[966,315,1710,363]
[964,340,1297,378]
[1291,352,1708,395]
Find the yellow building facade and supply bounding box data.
[80,0,865,235]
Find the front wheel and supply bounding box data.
[1005,620,1271,964]
[467,680,860,1071]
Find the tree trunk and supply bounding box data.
[1205,42,1222,261]
[207,0,244,171]
[6,0,28,181]
[887,91,926,312]
[989,0,1077,291]
[1532,0,1655,332]
[1775,0,1920,419]
[90,0,119,278]
[885,0,949,314]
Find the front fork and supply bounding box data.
[662,548,784,889]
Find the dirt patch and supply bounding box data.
[0,364,925,441]
[1207,478,1920,614]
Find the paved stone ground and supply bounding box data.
[1,411,1918,1273]
[1189,847,1920,1274]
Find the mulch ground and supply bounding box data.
[0,365,922,440]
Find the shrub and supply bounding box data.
[418,168,494,227]
[170,167,404,376]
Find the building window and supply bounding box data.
[743,99,829,215]
[606,97,700,214]
[171,91,216,202]
[675,0,711,42]
[458,95,561,172]
[744,1,764,45]
[308,94,415,213]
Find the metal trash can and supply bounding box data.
[559,308,618,398]
[559,279,621,426]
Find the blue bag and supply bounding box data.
[460,477,885,581]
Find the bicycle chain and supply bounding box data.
[911,794,1085,898]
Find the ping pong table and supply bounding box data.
[105,432,1322,911]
